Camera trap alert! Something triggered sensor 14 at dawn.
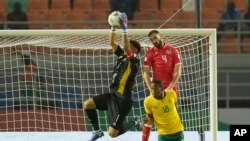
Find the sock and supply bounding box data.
[118,120,135,136]
[142,124,152,141]
[85,109,99,131]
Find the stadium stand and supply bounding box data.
[154,10,176,20]
[242,37,250,53]
[27,12,43,29]
[234,0,246,12]
[29,0,48,13]
[161,0,181,11]
[203,0,224,12]
[51,0,71,12]
[0,0,6,28]
[138,0,158,12]
[0,0,6,12]
[219,36,239,53]
[133,11,153,20]
[43,10,67,29]
[0,0,248,53]
[154,10,178,28]
[93,0,110,12]
[177,10,196,28]
[73,0,93,12]
[66,11,88,29]
[201,9,220,28]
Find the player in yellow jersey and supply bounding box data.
[142,79,184,141]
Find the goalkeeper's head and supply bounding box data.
[129,39,141,54]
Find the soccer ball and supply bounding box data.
[108,11,121,27]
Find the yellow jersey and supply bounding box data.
[144,90,184,135]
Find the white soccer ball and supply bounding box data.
[108,11,121,27]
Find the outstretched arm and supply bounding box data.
[122,32,130,55]
[109,28,119,52]
[120,12,130,55]
[109,12,130,54]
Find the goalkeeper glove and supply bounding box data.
[119,12,128,33]
[111,26,117,32]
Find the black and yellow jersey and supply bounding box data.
[110,46,140,98]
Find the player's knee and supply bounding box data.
[108,131,118,138]
[108,127,119,138]
[83,99,95,109]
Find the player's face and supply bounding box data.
[149,33,163,48]
[151,83,162,99]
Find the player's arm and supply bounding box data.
[142,98,153,141]
[120,12,130,55]
[167,63,182,90]
[143,49,153,93]
[122,32,130,55]
[109,28,119,52]
[143,66,152,93]
[142,114,154,141]
[144,114,154,125]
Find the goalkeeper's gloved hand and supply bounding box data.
[111,26,117,32]
[119,12,128,33]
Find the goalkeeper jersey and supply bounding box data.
[110,45,140,99]
[144,90,184,135]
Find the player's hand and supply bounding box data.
[143,115,154,125]
[111,26,117,31]
[119,12,128,33]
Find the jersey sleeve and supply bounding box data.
[144,97,152,114]
[114,45,124,57]
[143,49,153,67]
[172,47,181,65]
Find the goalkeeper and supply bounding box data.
[142,79,184,141]
[84,12,142,141]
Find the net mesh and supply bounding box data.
[0,30,212,132]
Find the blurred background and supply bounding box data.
[0,0,250,131]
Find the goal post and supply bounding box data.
[0,29,217,140]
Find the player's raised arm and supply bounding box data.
[120,12,130,55]
[109,27,118,52]
[108,11,122,52]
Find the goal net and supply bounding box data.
[0,29,217,140]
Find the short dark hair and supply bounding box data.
[148,30,160,37]
[130,39,141,54]
[152,79,163,89]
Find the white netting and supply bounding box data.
[0,29,217,138]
